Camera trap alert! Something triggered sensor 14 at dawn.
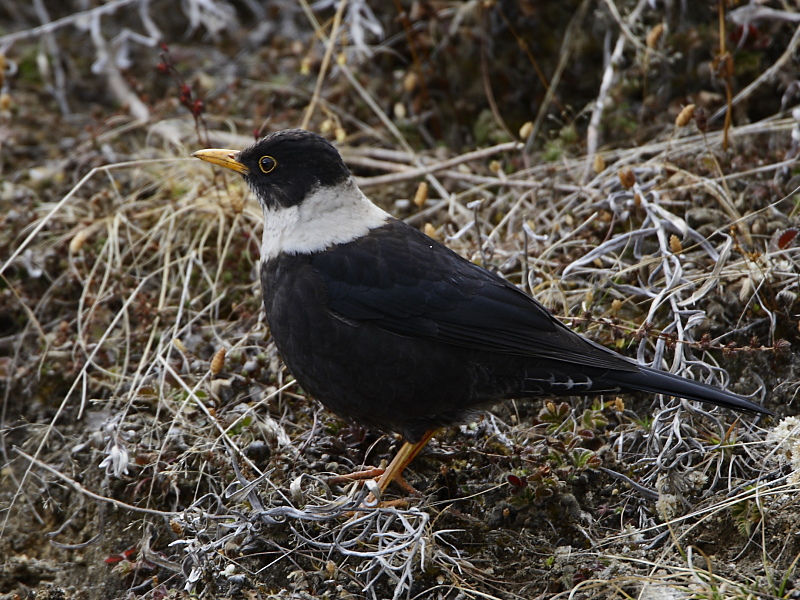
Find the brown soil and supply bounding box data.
[2,2,800,599]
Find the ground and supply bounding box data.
[2,1,800,599]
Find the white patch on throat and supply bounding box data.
[259,179,391,259]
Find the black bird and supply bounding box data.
[193,129,770,492]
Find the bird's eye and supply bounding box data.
[259,155,277,174]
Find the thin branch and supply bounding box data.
[14,448,180,518]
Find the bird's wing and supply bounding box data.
[312,220,638,372]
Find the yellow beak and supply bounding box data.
[192,148,249,175]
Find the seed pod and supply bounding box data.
[210,347,226,375]
[619,168,636,189]
[647,23,665,49]
[69,228,91,254]
[413,181,428,207]
[676,104,695,128]
[403,71,418,93]
[593,153,605,174]
[669,234,682,254]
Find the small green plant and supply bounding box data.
[507,400,611,506]
[729,485,762,537]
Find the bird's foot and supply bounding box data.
[327,430,437,510]
[326,467,386,486]
[326,466,420,507]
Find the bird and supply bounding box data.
[193,129,771,494]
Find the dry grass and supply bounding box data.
[2,1,800,599]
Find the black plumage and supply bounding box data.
[194,129,770,488]
[262,218,767,442]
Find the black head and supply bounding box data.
[193,129,351,209]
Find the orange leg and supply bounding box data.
[375,429,437,493]
[326,467,386,486]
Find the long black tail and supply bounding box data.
[610,366,772,415]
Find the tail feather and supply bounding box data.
[610,366,772,415]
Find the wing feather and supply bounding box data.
[313,220,638,373]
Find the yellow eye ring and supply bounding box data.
[259,155,277,174]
